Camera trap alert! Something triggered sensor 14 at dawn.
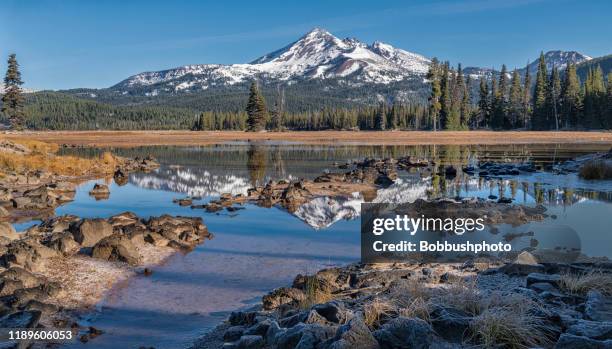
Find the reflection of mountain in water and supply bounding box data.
[130,167,251,197]
[294,194,363,229]
[373,178,430,203]
[294,177,431,229]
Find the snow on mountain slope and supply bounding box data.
[112,27,593,96]
[114,27,431,92]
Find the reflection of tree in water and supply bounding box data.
[247,145,267,186]
[271,147,286,179]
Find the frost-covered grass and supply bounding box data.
[559,270,612,296]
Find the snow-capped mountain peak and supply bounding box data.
[112,29,592,98]
[114,27,431,92]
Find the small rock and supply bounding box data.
[554,333,612,349]
[88,183,110,198]
[70,218,114,247]
[526,273,561,287]
[567,320,612,340]
[530,282,559,293]
[0,222,19,241]
[224,325,245,342]
[585,290,612,322]
[373,317,434,349]
[91,234,142,265]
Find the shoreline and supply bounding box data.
[3,130,612,147]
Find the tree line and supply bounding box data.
[193,81,429,131]
[2,53,611,131]
[427,53,612,130]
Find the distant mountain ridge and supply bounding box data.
[113,28,431,95]
[107,28,598,103]
[11,27,608,130]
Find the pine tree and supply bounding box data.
[270,85,285,131]
[374,103,386,130]
[445,64,461,130]
[584,66,606,129]
[607,73,612,129]
[427,58,442,131]
[532,52,548,130]
[245,81,268,131]
[440,62,451,130]
[508,69,523,129]
[547,65,561,130]
[491,65,508,129]
[477,78,490,128]
[2,54,25,129]
[522,63,532,128]
[606,72,612,130]
[460,75,471,129]
[560,63,581,128]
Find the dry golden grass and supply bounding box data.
[398,297,431,322]
[579,160,612,180]
[389,279,433,304]
[434,279,484,316]
[469,305,554,349]
[363,298,395,329]
[559,270,612,296]
[0,140,120,177]
[298,276,333,310]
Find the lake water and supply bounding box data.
[15,143,612,348]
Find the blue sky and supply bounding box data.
[1,0,611,90]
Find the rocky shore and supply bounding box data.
[195,255,612,349]
[190,152,612,349]
[0,140,217,344]
[0,212,212,342]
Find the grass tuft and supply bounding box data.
[363,298,395,329]
[469,305,554,349]
[579,160,612,180]
[298,276,332,310]
[559,270,612,296]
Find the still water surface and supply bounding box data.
[16,143,611,348]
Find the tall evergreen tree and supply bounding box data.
[508,69,523,129]
[440,62,452,130]
[477,78,490,128]
[560,63,581,128]
[522,63,532,128]
[426,58,442,131]
[245,81,268,131]
[584,66,606,129]
[374,103,387,130]
[269,85,285,131]
[532,52,548,130]
[547,65,561,130]
[445,64,462,130]
[460,75,471,129]
[491,65,508,129]
[2,54,25,129]
[607,73,612,128]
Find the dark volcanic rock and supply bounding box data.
[373,317,435,349]
[91,234,142,265]
[321,317,379,349]
[554,333,612,349]
[70,218,114,247]
[0,310,41,328]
